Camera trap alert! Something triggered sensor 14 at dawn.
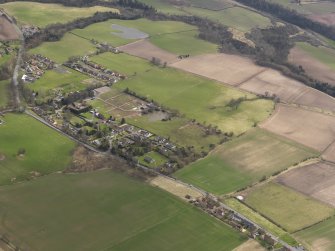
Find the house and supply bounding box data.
[144,156,155,164]
[68,102,90,114]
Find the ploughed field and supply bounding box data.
[0,170,247,251]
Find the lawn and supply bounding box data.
[0,113,75,185]
[30,32,96,63]
[245,183,335,233]
[0,170,247,251]
[0,2,118,27]
[72,18,218,55]
[295,216,335,251]
[0,80,9,108]
[138,151,168,168]
[183,6,272,32]
[297,42,335,70]
[115,66,273,135]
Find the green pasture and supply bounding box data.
[245,183,335,233]
[0,113,75,185]
[0,80,9,108]
[0,170,246,251]
[0,2,118,27]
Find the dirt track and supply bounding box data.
[276,161,335,207]
[0,16,19,41]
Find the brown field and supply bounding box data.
[0,16,19,40]
[309,13,335,26]
[260,104,335,151]
[117,39,179,64]
[172,53,335,112]
[289,46,335,86]
[232,239,265,251]
[276,161,335,207]
[322,141,335,163]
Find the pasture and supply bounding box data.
[276,161,335,207]
[0,113,75,185]
[295,216,335,251]
[138,0,187,14]
[30,32,96,63]
[0,170,246,251]
[0,80,9,108]
[260,104,335,151]
[245,182,335,233]
[0,2,118,27]
[72,18,218,55]
[174,128,317,194]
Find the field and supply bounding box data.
[276,161,335,207]
[0,16,19,41]
[174,128,317,194]
[295,216,335,251]
[0,80,9,108]
[0,113,75,185]
[289,43,335,86]
[245,182,335,233]
[72,18,218,55]
[138,0,187,15]
[233,239,265,251]
[138,151,168,168]
[172,53,335,112]
[322,141,335,163]
[30,33,96,63]
[0,170,247,251]
[260,104,335,151]
[0,2,118,27]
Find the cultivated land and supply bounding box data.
[276,161,335,207]
[296,216,335,251]
[0,113,75,185]
[260,104,335,151]
[0,80,9,108]
[0,170,246,251]
[30,32,96,63]
[0,2,118,27]
[175,128,317,194]
[289,42,335,85]
[245,182,335,233]
[172,53,335,112]
[72,18,218,55]
[0,16,19,41]
[322,142,335,163]
[232,239,265,251]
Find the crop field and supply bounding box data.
[0,80,9,108]
[0,170,247,251]
[322,141,335,163]
[289,43,335,86]
[233,239,265,251]
[72,18,218,55]
[276,161,335,207]
[0,16,19,41]
[174,128,317,194]
[245,182,335,233]
[0,113,75,185]
[30,33,96,63]
[295,216,335,251]
[183,6,272,32]
[260,104,335,151]
[0,2,118,27]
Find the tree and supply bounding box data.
[120,118,126,124]
[17,148,26,156]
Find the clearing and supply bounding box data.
[0,113,75,185]
[244,182,335,233]
[0,170,246,251]
[276,161,335,207]
[260,104,335,152]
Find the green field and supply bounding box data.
[30,33,96,63]
[184,6,272,32]
[0,2,118,27]
[0,80,9,108]
[225,198,298,246]
[0,113,75,185]
[138,151,168,168]
[297,42,335,70]
[295,216,335,251]
[174,128,316,194]
[72,18,218,55]
[245,183,335,233]
[0,170,247,251]
[138,0,187,14]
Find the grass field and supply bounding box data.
[30,33,96,63]
[0,170,247,251]
[225,198,298,246]
[295,216,335,251]
[245,183,335,233]
[174,128,316,195]
[138,0,187,14]
[0,113,75,185]
[138,151,168,168]
[0,80,9,108]
[72,18,218,55]
[0,2,118,27]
